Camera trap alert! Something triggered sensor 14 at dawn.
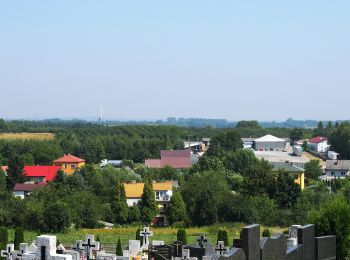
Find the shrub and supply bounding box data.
[0,227,8,251]
[116,238,123,256]
[177,229,187,244]
[14,228,24,249]
[262,229,271,237]
[216,230,229,246]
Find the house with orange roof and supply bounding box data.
[53,154,85,174]
[123,181,178,226]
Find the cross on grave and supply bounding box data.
[140,227,153,247]
[1,244,15,260]
[17,243,28,256]
[81,235,100,260]
[174,241,182,257]
[215,241,227,255]
[197,234,208,248]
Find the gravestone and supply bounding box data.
[36,235,72,260]
[182,249,190,260]
[232,239,242,249]
[173,241,183,258]
[197,234,208,248]
[149,245,172,260]
[140,227,153,249]
[80,235,100,260]
[18,243,29,256]
[287,225,301,248]
[241,224,260,260]
[286,245,303,260]
[126,240,140,257]
[260,234,286,260]
[297,225,315,260]
[218,248,246,260]
[96,250,117,260]
[215,241,228,256]
[63,250,81,260]
[1,244,15,260]
[56,244,66,254]
[315,236,336,260]
[151,241,165,246]
[185,246,205,260]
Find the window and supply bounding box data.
[63,164,67,169]
[341,171,346,176]
[331,172,335,176]
[71,164,76,169]
[155,192,160,200]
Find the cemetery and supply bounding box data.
[1,224,336,260]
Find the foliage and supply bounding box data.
[140,181,158,224]
[14,228,24,249]
[309,196,350,260]
[329,122,350,159]
[127,206,141,224]
[111,181,129,224]
[216,230,228,246]
[304,160,323,180]
[166,192,188,225]
[42,202,71,233]
[207,130,243,157]
[177,229,187,244]
[6,155,26,191]
[0,227,8,252]
[262,229,271,237]
[116,238,123,256]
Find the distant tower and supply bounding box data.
[99,106,104,122]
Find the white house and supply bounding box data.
[325,160,350,179]
[308,136,329,153]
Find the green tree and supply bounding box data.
[190,156,225,174]
[140,181,158,224]
[116,238,123,256]
[318,121,324,129]
[0,168,6,193]
[223,149,258,175]
[309,196,350,260]
[329,123,350,159]
[112,181,129,224]
[53,170,65,184]
[290,128,303,143]
[6,155,26,191]
[177,229,187,244]
[304,160,323,180]
[262,229,271,237]
[235,120,261,129]
[207,131,243,157]
[166,192,187,225]
[301,141,309,151]
[42,202,71,233]
[269,171,301,208]
[216,230,228,246]
[0,227,8,252]
[127,206,141,224]
[14,228,24,249]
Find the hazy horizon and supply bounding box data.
[1,1,349,121]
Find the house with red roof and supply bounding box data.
[23,165,61,182]
[308,136,329,153]
[145,149,196,169]
[53,154,85,174]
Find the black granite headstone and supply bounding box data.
[315,236,336,260]
[286,245,303,260]
[218,248,246,260]
[241,224,260,260]
[149,245,172,260]
[185,246,205,260]
[297,224,315,260]
[173,241,183,258]
[260,234,286,260]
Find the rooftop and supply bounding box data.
[326,160,350,170]
[309,136,328,144]
[13,183,46,192]
[270,162,305,173]
[53,154,85,163]
[124,181,174,198]
[254,134,286,143]
[24,166,61,181]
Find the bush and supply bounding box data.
[42,202,71,233]
[216,230,229,246]
[309,196,350,259]
[116,238,123,256]
[262,229,271,237]
[0,227,8,251]
[14,228,24,249]
[177,229,187,244]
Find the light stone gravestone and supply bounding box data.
[139,227,153,250]
[1,244,15,260]
[151,240,164,246]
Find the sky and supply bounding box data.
[0,1,349,121]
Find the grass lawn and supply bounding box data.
[0,133,54,140]
[7,224,287,253]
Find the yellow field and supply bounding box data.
[0,133,54,140]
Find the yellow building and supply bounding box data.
[270,162,305,190]
[53,154,85,174]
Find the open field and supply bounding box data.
[8,224,287,253]
[0,133,54,140]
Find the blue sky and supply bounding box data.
[0,1,349,121]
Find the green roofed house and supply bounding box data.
[270,162,305,190]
